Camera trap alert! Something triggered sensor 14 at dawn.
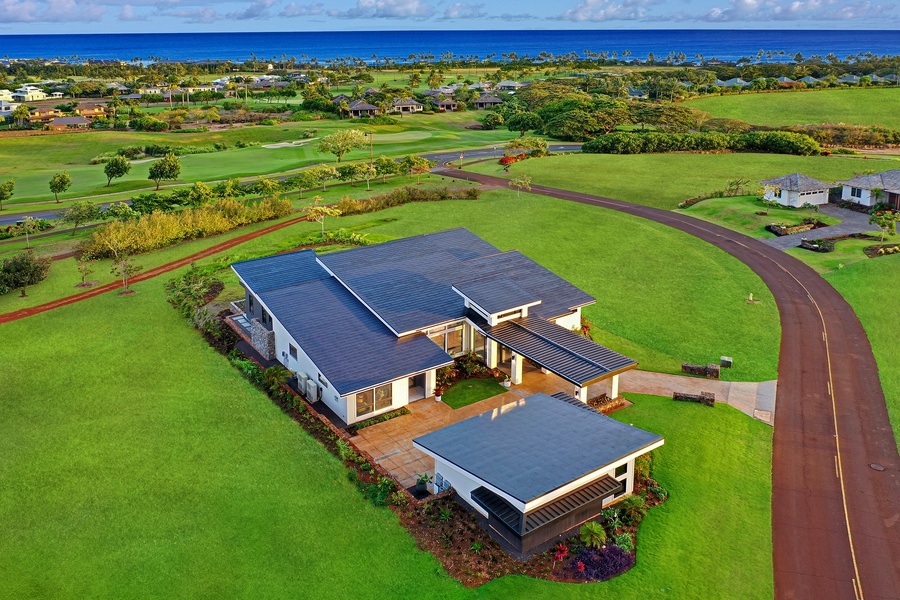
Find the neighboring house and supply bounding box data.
[884,74,900,83]
[722,78,751,88]
[776,76,796,84]
[347,99,379,118]
[28,107,63,124]
[433,99,458,112]
[837,75,860,84]
[473,95,503,110]
[120,93,143,101]
[495,80,527,91]
[75,104,107,119]
[759,173,833,207]
[468,82,492,91]
[139,86,165,94]
[49,91,64,99]
[47,116,91,130]
[799,76,821,85]
[413,392,664,557]
[12,86,48,102]
[230,229,637,426]
[0,89,13,102]
[392,98,424,114]
[0,101,20,119]
[837,170,900,209]
[331,93,352,105]
[626,87,647,99]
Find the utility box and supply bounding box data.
[720,356,733,369]
[306,379,318,402]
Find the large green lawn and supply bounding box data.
[1,112,517,203]
[468,153,896,209]
[0,279,773,599]
[684,87,900,129]
[823,255,900,448]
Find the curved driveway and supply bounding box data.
[443,169,900,600]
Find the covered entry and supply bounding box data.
[481,315,637,401]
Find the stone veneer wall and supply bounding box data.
[250,318,275,360]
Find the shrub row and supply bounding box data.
[79,197,292,259]
[335,185,480,216]
[0,219,54,240]
[583,131,822,156]
[347,407,411,434]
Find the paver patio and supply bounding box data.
[352,366,776,489]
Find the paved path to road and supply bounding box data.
[442,168,900,600]
[763,204,876,250]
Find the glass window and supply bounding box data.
[446,326,463,355]
[615,464,628,478]
[851,187,863,198]
[428,332,445,351]
[356,389,374,417]
[248,295,254,312]
[375,384,393,411]
[289,344,298,359]
[472,330,486,359]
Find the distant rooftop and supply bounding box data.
[759,173,833,192]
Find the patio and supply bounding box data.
[352,366,612,489]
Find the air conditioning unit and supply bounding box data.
[306,379,318,402]
[297,373,309,394]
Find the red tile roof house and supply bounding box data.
[230,229,661,557]
[347,99,379,118]
[230,229,638,426]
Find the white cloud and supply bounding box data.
[118,3,147,19]
[38,0,106,21]
[328,0,434,19]
[227,0,273,19]
[280,0,323,15]
[156,5,220,21]
[702,0,893,20]
[552,0,655,21]
[442,2,485,18]
[0,0,39,21]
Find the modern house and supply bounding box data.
[230,229,638,426]
[798,76,821,85]
[347,99,379,118]
[75,104,107,119]
[0,101,20,119]
[495,80,527,91]
[759,173,833,207]
[473,95,503,110]
[0,89,13,102]
[837,170,900,209]
[837,75,860,85]
[722,78,751,88]
[47,116,91,130]
[392,98,424,114]
[413,392,664,556]
[12,85,47,102]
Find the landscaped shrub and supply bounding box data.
[350,116,398,125]
[165,268,225,319]
[335,186,480,216]
[318,228,373,246]
[347,407,411,434]
[583,131,821,156]
[619,494,649,526]
[580,521,607,548]
[79,197,292,259]
[571,545,635,582]
[613,532,635,553]
[0,219,53,240]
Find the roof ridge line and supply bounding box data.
[511,317,616,374]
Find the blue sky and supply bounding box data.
[0,0,896,33]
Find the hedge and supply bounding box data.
[582,131,821,156]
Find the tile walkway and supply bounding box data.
[353,367,777,488]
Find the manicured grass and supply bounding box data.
[0,276,467,600]
[785,233,882,273]
[682,195,840,238]
[0,112,517,203]
[442,379,508,409]
[467,153,890,209]
[823,256,900,449]
[684,87,900,129]
[481,393,773,600]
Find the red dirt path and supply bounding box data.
[443,169,900,600]
[0,214,308,325]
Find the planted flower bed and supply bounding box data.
[865,244,900,258]
[800,238,837,253]
[433,352,507,398]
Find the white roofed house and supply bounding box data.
[0,89,13,102]
[0,101,20,119]
[12,86,48,102]
[229,229,638,427]
[837,170,900,210]
[759,173,834,207]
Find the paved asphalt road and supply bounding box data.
[443,168,900,600]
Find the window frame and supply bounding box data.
[289,344,298,360]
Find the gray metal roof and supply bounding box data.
[318,228,594,334]
[259,278,452,396]
[414,393,663,504]
[453,274,541,315]
[838,169,900,194]
[483,315,637,386]
[231,250,328,294]
[759,173,833,192]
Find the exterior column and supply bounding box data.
[574,386,589,402]
[609,374,620,399]
[425,369,436,397]
[486,339,498,369]
[510,353,523,385]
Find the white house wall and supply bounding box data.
[342,376,410,425]
[553,308,582,332]
[841,185,875,206]
[433,458,492,517]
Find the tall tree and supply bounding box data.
[317,129,368,163]
[49,171,72,203]
[148,153,181,190]
[400,154,435,184]
[0,178,14,211]
[59,200,102,236]
[11,104,31,127]
[506,112,544,137]
[305,197,342,234]
[103,155,131,187]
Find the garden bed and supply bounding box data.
[865,243,900,258]
[766,220,830,236]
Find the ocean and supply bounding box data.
[0,30,898,64]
